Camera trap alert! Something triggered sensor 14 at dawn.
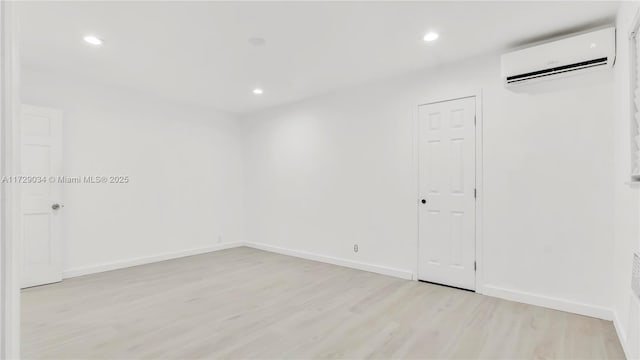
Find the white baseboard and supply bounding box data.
[244,242,414,280]
[481,284,613,320]
[613,310,630,360]
[61,241,617,327]
[62,242,244,279]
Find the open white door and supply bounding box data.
[21,105,63,288]
[418,97,476,291]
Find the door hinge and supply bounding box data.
[474,188,477,199]
[474,262,477,271]
[474,115,476,126]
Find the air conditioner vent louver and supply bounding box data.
[633,253,640,301]
[506,57,609,84]
[501,27,615,87]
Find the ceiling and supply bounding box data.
[18,1,619,114]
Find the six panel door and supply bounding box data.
[418,97,476,290]
[21,105,63,288]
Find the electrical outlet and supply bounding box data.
[354,244,359,253]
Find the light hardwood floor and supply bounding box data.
[22,247,624,359]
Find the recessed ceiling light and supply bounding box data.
[252,88,264,95]
[83,35,103,46]
[590,42,597,49]
[248,37,266,47]
[423,32,439,42]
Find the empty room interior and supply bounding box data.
[3,0,640,359]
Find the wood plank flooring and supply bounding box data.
[22,247,625,359]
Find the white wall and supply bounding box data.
[241,55,616,319]
[20,67,245,274]
[613,2,640,358]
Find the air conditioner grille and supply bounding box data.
[633,253,640,301]
[506,57,608,84]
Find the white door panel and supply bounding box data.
[21,105,63,288]
[418,97,476,290]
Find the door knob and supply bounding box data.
[51,203,63,210]
[421,199,426,204]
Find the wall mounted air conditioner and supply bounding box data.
[501,27,616,87]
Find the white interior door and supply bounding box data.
[21,105,63,288]
[418,97,476,290]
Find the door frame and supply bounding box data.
[414,90,484,294]
[1,1,21,358]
